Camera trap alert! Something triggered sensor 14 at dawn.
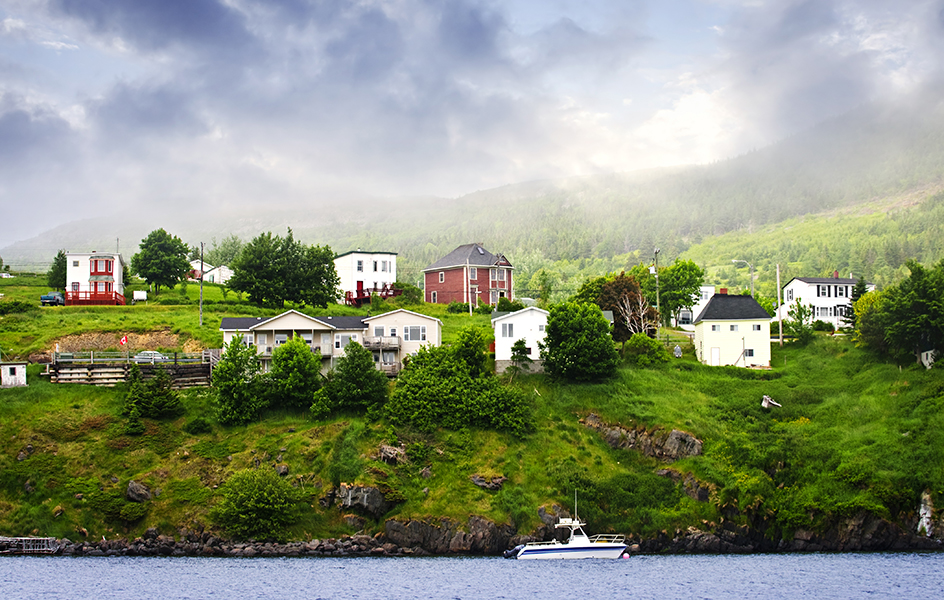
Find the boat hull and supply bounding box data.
[515,543,627,560]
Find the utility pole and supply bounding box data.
[776,263,783,347]
[654,248,661,332]
[199,242,204,327]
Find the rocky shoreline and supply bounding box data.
[4,509,940,558]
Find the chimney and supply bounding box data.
[719,288,728,295]
[833,271,839,279]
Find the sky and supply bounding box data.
[1,0,943,248]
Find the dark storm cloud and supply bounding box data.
[87,83,209,139]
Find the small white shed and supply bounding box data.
[1,362,28,388]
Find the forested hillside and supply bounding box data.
[4,95,944,296]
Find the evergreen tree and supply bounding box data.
[311,342,389,419]
[506,339,533,382]
[844,277,869,329]
[215,336,266,425]
[46,250,67,290]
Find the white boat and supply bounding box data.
[504,516,627,560]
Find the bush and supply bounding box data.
[215,337,266,425]
[624,333,671,366]
[182,417,212,435]
[497,297,526,312]
[311,342,388,419]
[0,300,36,315]
[211,468,301,541]
[268,334,321,410]
[540,302,619,382]
[812,320,835,332]
[474,303,493,315]
[122,364,183,421]
[446,301,469,313]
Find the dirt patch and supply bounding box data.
[48,330,205,353]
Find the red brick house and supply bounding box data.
[423,243,513,306]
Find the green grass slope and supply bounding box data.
[1,327,940,544]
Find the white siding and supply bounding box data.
[492,307,548,363]
[694,319,771,367]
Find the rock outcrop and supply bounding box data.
[582,413,703,461]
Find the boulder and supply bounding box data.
[582,413,703,461]
[336,484,391,518]
[470,475,507,490]
[126,480,151,503]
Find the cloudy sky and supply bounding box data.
[1,0,942,247]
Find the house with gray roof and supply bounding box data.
[777,272,875,330]
[693,290,772,368]
[219,309,441,376]
[422,243,513,307]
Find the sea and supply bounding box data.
[1,553,942,599]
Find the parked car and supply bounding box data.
[40,291,65,306]
[133,350,169,363]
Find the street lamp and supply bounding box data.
[732,259,754,298]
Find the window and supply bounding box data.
[382,261,388,272]
[257,334,268,345]
[469,267,477,280]
[538,324,545,332]
[497,269,505,281]
[71,282,79,291]
[501,323,514,338]
[335,333,357,349]
[711,324,720,332]
[745,349,754,357]
[490,268,497,280]
[430,291,437,303]
[242,334,253,346]
[72,260,79,267]
[786,289,794,302]
[275,333,288,346]
[730,324,738,332]
[837,286,845,297]
[373,261,378,272]
[357,260,363,272]
[753,324,761,331]
[438,271,445,283]
[389,327,397,337]
[374,326,385,337]
[404,326,426,341]
[301,333,313,347]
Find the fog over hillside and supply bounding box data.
[4,91,944,286]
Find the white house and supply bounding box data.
[65,251,126,305]
[778,273,875,330]
[203,265,233,285]
[676,285,716,331]
[219,308,440,376]
[1,362,27,388]
[491,307,549,374]
[694,291,771,368]
[334,250,398,307]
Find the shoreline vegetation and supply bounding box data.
[1,275,943,557]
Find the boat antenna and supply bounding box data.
[574,489,578,520]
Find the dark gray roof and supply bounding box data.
[423,243,512,272]
[220,316,272,330]
[310,316,368,330]
[334,249,397,258]
[694,294,771,323]
[788,276,864,286]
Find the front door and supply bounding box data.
[710,347,721,366]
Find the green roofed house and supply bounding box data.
[693,289,772,368]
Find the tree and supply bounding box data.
[210,468,301,541]
[506,339,533,382]
[659,259,706,326]
[46,250,67,290]
[452,326,489,379]
[130,228,190,293]
[785,300,815,345]
[215,336,266,425]
[268,334,322,411]
[624,332,671,366]
[598,273,658,349]
[843,278,869,329]
[881,259,944,363]
[312,342,389,419]
[852,290,887,353]
[205,235,244,267]
[539,302,619,382]
[392,281,423,305]
[228,229,339,308]
[571,275,609,306]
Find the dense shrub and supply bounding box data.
[0,300,36,315]
[182,417,212,435]
[540,302,619,382]
[122,364,183,421]
[624,332,671,366]
[311,342,389,419]
[497,297,526,312]
[446,301,469,313]
[386,341,533,436]
[812,320,835,332]
[268,334,321,410]
[211,468,301,541]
